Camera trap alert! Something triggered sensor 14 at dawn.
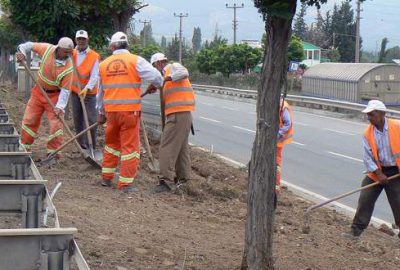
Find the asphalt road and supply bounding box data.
[143,92,394,224]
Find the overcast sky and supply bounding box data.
[134,0,399,52]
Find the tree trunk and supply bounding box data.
[241,2,297,269]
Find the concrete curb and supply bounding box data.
[190,143,399,234]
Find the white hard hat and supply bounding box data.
[150,52,168,65]
[362,100,387,113]
[75,30,88,39]
[57,37,74,49]
[110,31,128,44]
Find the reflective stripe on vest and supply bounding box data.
[38,46,73,86]
[103,99,141,105]
[71,49,100,94]
[277,101,294,147]
[163,64,195,115]
[365,118,400,182]
[99,53,142,112]
[103,83,142,89]
[165,101,195,109]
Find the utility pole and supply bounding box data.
[174,12,188,63]
[226,3,244,44]
[355,0,361,63]
[139,19,151,47]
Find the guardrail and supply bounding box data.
[192,84,400,119]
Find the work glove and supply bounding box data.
[53,108,64,119]
[15,52,26,63]
[145,84,158,94]
[97,114,106,125]
[79,88,89,98]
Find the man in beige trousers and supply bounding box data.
[149,53,195,192]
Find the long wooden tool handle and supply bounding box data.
[21,60,85,153]
[71,60,94,152]
[306,173,400,213]
[140,118,155,163]
[48,122,98,158]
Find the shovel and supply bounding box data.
[40,122,99,165]
[140,118,160,173]
[71,60,95,159]
[140,91,160,172]
[302,173,400,234]
[21,60,102,169]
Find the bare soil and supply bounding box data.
[1,84,400,270]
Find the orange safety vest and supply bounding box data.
[364,118,400,181]
[99,52,142,112]
[71,49,100,95]
[277,100,293,147]
[163,64,195,116]
[34,43,73,91]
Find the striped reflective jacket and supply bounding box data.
[277,100,293,147]
[99,53,142,112]
[163,64,195,115]
[71,49,100,94]
[365,118,400,182]
[33,43,73,91]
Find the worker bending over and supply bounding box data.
[343,100,400,239]
[149,53,195,193]
[16,38,74,161]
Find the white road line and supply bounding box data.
[292,141,306,146]
[295,122,309,126]
[199,116,221,123]
[323,128,356,136]
[199,102,215,106]
[233,126,256,133]
[295,110,367,126]
[328,151,363,162]
[221,106,240,111]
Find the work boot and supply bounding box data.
[341,229,362,240]
[174,177,188,188]
[121,186,138,193]
[101,179,112,187]
[152,178,172,193]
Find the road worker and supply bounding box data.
[276,98,294,208]
[97,32,162,193]
[343,100,400,239]
[149,53,195,192]
[71,30,100,150]
[15,37,74,161]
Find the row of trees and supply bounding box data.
[0,0,147,48]
[293,1,357,62]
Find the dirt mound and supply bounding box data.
[1,84,399,270]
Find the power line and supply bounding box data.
[355,0,361,62]
[174,12,188,63]
[139,19,151,47]
[225,3,244,44]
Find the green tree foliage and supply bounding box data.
[292,2,308,40]
[0,0,146,47]
[166,34,181,61]
[195,49,217,75]
[140,23,156,47]
[205,34,228,50]
[262,34,304,63]
[384,46,400,63]
[378,37,389,63]
[287,36,304,62]
[129,43,161,62]
[192,27,202,54]
[160,36,167,51]
[195,44,262,77]
[0,17,23,49]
